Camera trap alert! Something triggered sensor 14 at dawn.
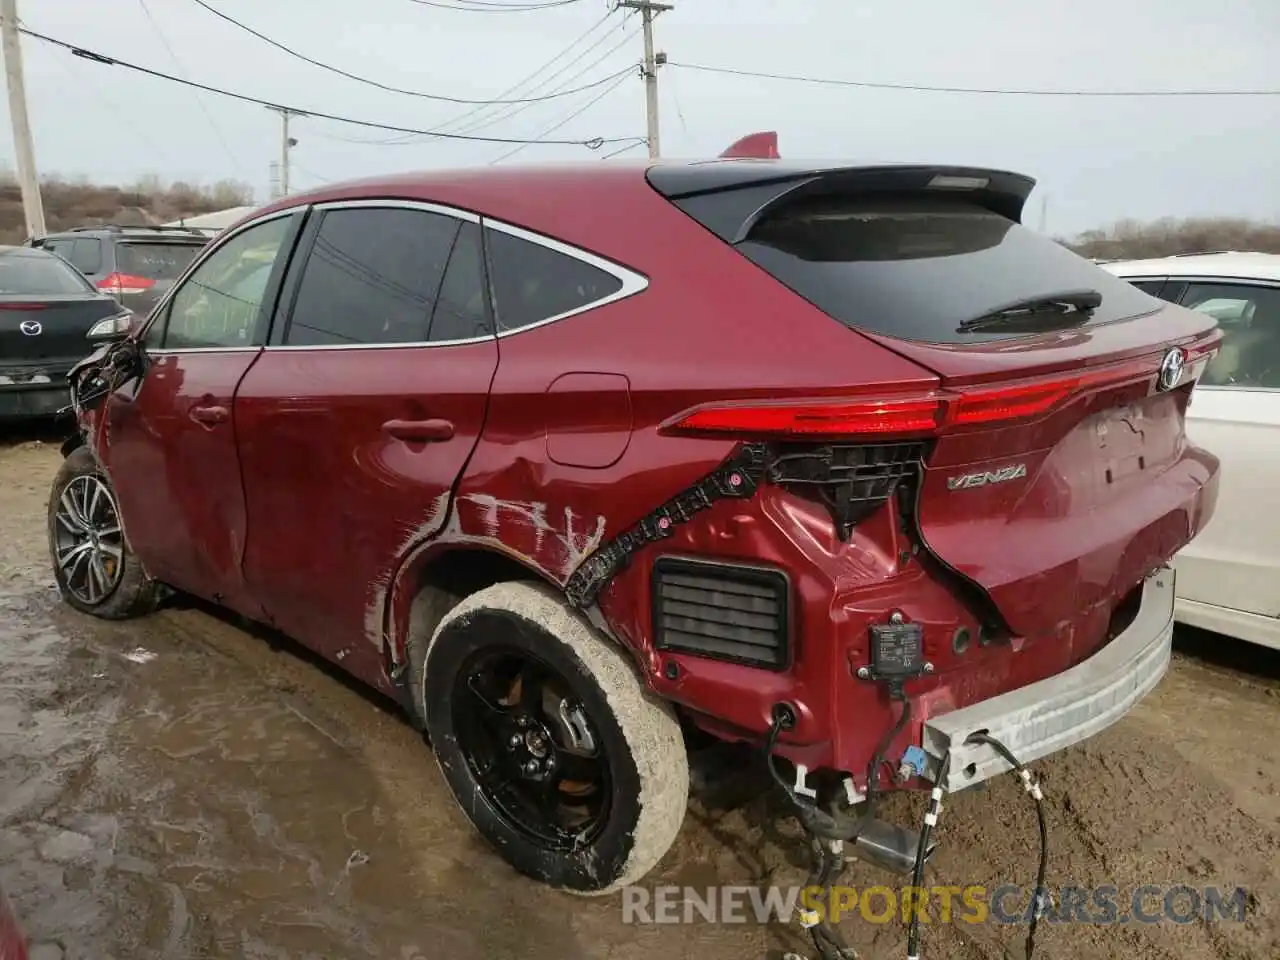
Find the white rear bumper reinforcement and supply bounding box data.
[922,567,1175,792]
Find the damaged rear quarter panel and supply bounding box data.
[379,174,940,681]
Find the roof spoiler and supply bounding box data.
[719,131,779,159]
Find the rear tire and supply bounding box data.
[421,581,688,894]
[48,447,161,620]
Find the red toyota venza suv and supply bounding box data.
[50,159,1220,895]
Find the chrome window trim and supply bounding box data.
[144,346,262,356]
[256,200,649,353]
[308,197,482,223]
[1119,274,1280,291]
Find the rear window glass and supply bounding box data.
[735,195,1160,343]
[0,251,93,295]
[117,242,203,280]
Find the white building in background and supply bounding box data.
[163,205,259,235]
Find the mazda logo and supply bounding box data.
[1157,347,1186,392]
[19,320,42,336]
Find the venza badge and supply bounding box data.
[947,463,1028,491]
[1157,347,1186,392]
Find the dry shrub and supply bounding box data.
[0,173,254,243]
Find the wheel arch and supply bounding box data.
[396,545,546,651]
[59,430,86,459]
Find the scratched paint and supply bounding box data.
[363,491,607,651]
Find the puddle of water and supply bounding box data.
[0,587,769,960]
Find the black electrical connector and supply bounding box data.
[763,692,923,960]
[762,705,858,960]
[903,731,1050,960]
[965,731,1050,960]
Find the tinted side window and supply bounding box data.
[1129,279,1167,298]
[70,238,103,275]
[484,227,624,333]
[285,207,461,347]
[1180,282,1280,389]
[429,222,490,342]
[162,216,294,349]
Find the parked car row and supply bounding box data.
[30,223,211,316]
[3,155,1271,953]
[0,224,211,423]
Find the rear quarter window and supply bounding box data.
[484,226,626,334]
[734,195,1161,344]
[69,238,103,275]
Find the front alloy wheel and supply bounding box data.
[48,446,162,620]
[52,474,125,606]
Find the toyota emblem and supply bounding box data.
[1157,347,1186,392]
[19,320,42,336]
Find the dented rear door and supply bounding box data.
[235,202,496,674]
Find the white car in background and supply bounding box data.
[1101,252,1280,651]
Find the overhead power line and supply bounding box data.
[668,60,1280,97]
[406,0,584,11]
[187,0,623,105]
[135,0,243,176]
[19,26,633,147]
[313,10,618,145]
[311,11,634,148]
[435,8,626,138]
[489,69,630,164]
[452,19,638,137]
[600,137,647,159]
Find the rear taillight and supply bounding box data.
[661,355,1189,440]
[0,303,47,310]
[97,273,155,296]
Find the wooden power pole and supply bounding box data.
[1,0,45,238]
[617,0,671,159]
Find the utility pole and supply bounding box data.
[617,0,671,159]
[1039,193,1049,233]
[0,0,45,238]
[267,106,301,198]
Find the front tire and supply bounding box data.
[48,447,161,619]
[421,581,689,895]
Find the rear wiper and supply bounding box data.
[958,289,1102,332]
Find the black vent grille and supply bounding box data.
[767,441,928,538]
[652,558,790,669]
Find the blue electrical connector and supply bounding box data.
[901,745,928,778]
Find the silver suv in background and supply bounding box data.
[30,224,209,316]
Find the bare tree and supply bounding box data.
[1063,217,1280,260]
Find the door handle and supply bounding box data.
[382,418,455,442]
[190,405,229,426]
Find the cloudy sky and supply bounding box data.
[3,0,1277,235]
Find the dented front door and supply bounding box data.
[234,203,496,672]
[96,212,302,616]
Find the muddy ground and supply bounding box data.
[0,429,1277,960]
